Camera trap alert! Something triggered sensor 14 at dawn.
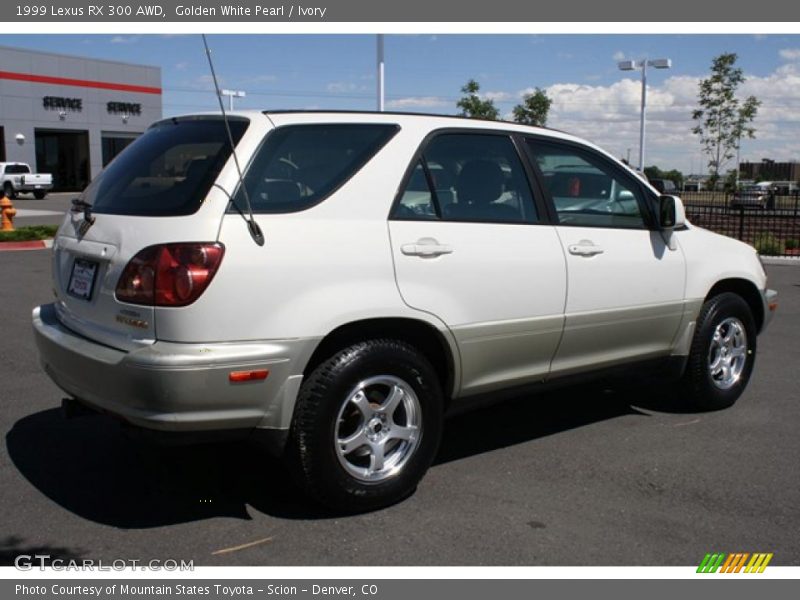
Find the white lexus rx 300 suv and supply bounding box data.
[33,111,777,511]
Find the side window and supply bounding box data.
[393,133,538,224]
[396,161,437,219]
[526,139,646,229]
[233,124,398,214]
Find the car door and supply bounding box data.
[524,137,687,377]
[388,131,567,396]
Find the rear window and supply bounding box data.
[231,123,398,213]
[84,118,249,216]
[5,164,30,174]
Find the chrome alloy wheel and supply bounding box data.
[334,375,422,483]
[707,317,748,390]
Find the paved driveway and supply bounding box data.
[1,250,798,566]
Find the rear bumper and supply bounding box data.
[17,183,53,192]
[33,303,317,435]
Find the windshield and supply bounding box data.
[84,117,249,216]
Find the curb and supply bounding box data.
[761,256,800,266]
[0,238,53,252]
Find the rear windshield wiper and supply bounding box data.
[71,197,96,225]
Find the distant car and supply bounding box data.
[732,184,775,210]
[648,178,678,194]
[33,111,777,511]
[0,162,54,199]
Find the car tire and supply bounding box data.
[681,292,757,411]
[287,339,444,513]
[3,183,16,200]
[33,191,46,200]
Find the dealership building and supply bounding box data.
[0,45,162,191]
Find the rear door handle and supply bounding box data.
[401,238,453,258]
[568,240,604,257]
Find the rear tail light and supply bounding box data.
[116,243,224,307]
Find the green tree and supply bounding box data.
[512,88,552,127]
[644,165,684,189]
[691,53,761,187]
[456,79,499,120]
[723,169,739,192]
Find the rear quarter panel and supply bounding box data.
[153,119,450,343]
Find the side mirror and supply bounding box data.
[659,195,676,228]
[659,195,685,230]
[659,195,686,251]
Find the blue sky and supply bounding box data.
[3,34,800,173]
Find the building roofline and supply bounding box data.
[0,43,161,71]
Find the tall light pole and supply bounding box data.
[220,89,246,111]
[617,58,671,173]
[376,34,385,112]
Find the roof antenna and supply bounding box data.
[202,34,264,246]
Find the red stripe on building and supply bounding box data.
[0,70,161,95]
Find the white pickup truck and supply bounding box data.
[1,162,53,199]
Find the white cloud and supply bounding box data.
[779,48,800,61]
[612,51,626,61]
[110,35,139,44]
[174,62,188,71]
[515,65,800,172]
[189,74,221,90]
[483,90,518,102]
[386,96,449,109]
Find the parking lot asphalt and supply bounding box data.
[1,249,798,567]
[5,192,73,228]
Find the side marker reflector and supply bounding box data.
[229,370,269,383]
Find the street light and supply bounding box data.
[617,58,672,173]
[220,89,246,111]
[376,34,385,112]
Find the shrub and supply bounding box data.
[0,225,58,242]
[753,232,785,256]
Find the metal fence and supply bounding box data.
[681,191,800,256]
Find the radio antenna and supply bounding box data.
[201,34,264,246]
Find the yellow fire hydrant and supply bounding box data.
[1,196,17,232]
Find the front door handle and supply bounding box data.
[401,237,454,258]
[568,240,604,257]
